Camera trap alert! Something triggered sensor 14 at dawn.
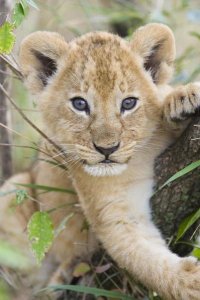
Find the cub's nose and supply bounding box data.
[93,143,120,157]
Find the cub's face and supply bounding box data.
[20,24,175,176]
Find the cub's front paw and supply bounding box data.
[164,82,200,123]
[174,257,200,300]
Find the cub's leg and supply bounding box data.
[0,173,38,299]
[0,172,36,252]
[163,82,200,133]
[77,181,200,300]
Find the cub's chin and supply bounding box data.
[83,163,127,177]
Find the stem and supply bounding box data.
[0,0,13,181]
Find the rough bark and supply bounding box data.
[0,0,13,181]
[151,117,200,242]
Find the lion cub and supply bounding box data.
[1,23,200,299]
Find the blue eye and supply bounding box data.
[71,97,90,113]
[121,97,138,112]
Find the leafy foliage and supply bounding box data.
[27,211,54,263]
[12,3,26,27]
[0,22,15,54]
[0,0,38,54]
[15,189,28,205]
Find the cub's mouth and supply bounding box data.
[83,161,127,177]
[75,143,129,176]
[100,159,116,164]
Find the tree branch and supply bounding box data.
[151,117,200,242]
[0,0,13,181]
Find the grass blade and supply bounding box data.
[15,183,76,195]
[175,208,200,242]
[158,160,200,191]
[46,285,135,300]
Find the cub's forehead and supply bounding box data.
[66,32,139,94]
[73,31,126,51]
[71,31,133,64]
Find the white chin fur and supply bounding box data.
[83,163,127,177]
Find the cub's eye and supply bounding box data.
[71,97,90,114]
[121,97,138,113]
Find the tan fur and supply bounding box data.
[1,24,200,299]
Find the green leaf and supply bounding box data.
[16,183,76,195]
[12,3,26,27]
[0,240,30,269]
[15,189,28,205]
[46,285,134,300]
[159,160,200,191]
[28,212,54,263]
[175,208,200,242]
[19,0,27,14]
[0,22,15,54]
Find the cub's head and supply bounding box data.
[19,23,175,176]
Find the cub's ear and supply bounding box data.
[19,31,68,94]
[130,23,176,85]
